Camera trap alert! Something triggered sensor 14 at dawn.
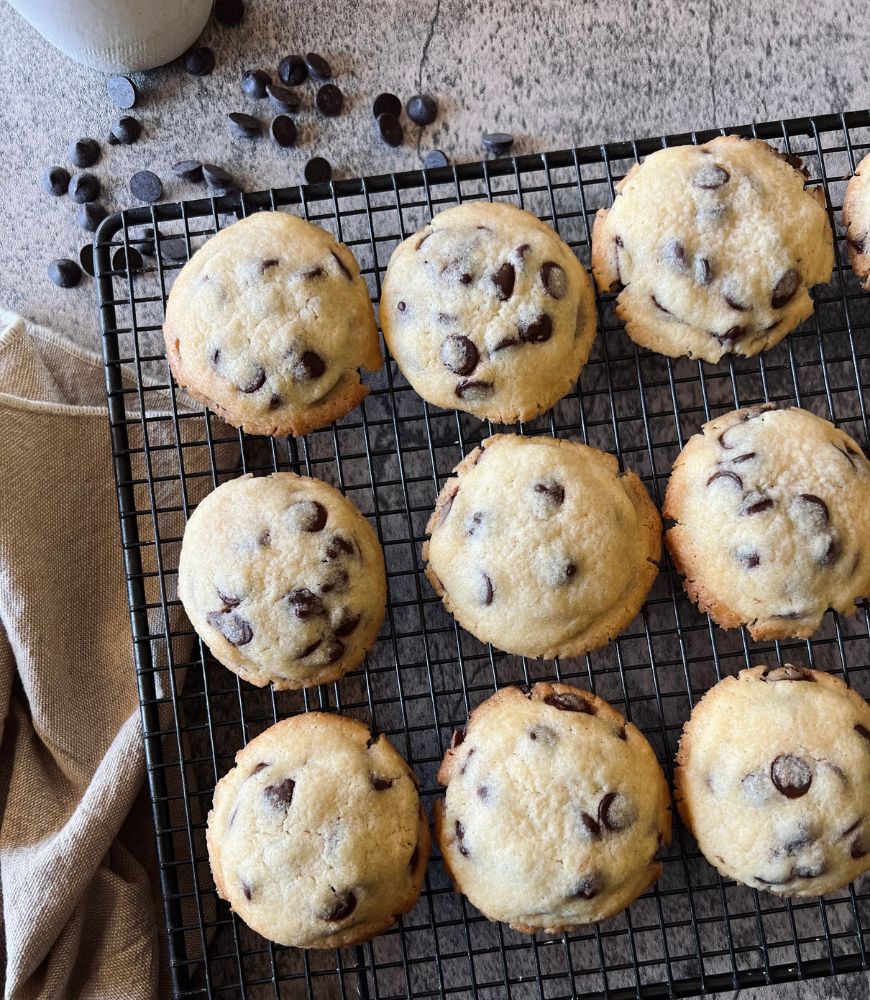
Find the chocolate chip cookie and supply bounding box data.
[435,683,671,932]
[423,434,661,659]
[207,712,430,947]
[164,212,382,437]
[591,137,834,363]
[664,404,870,639]
[178,472,386,689]
[675,665,870,897]
[380,202,597,423]
[843,153,870,290]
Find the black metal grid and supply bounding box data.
[95,110,870,999]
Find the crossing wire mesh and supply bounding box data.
[95,110,870,999]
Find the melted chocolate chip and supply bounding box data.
[456,379,495,400]
[516,243,531,259]
[534,479,565,505]
[851,837,868,859]
[772,269,799,309]
[762,665,814,682]
[662,240,689,273]
[206,611,253,646]
[707,470,743,489]
[819,537,839,566]
[241,366,266,393]
[326,534,355,559]
[451,726,466,749]
[597,791,622,831]
[544,692,595,715]
[740,493,775,516]
[581,812,601,837]
[693,163,730,189]
[286,588,324,619]
[477,784,490,801]
[217,589,242,609]
[330,249,352,279]
[303,266,325,279]
[793,493,829,524]
[440,335,480,376]
[736,546,761,568]
[491,335,519,352]
[320,569,349,594]
[268,394,282,410]
[289,499,328,532]
[520,314,552,343]
[261,258,280,271]
[294,350,325,380]
[716,325,746,345]
[322,639,346,664]
[370,774,393,790]
[492,262,516,300]
[324,891,357,922]
[333,611,360,637]
[771,754,813,798]
[541,261,567,298]
[299,638,322,657]
[480,573,494,605]
[264,777,295,809]
[455,819,469,856]
[570,873,601,900]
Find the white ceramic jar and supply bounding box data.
[7,0,213,73]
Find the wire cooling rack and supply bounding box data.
[95,110,870,999]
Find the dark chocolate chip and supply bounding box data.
[206,610,253,646]
[693,163,730,188]
[228,112,261,138]
[47,259,81,288]
[455,820,469,856]
[202,163,233,187]
[440,335,479,376]
[79,243,95,277]
[651,294,673,315]
[772,269,800,308]
[851,837,868,859]
[68,172,100,203]
[795,861,827,879]
[107,75,137,109]
[372,92,402,118]
[492,262,516,301]
[491,336,519,352]
[241,880,253,900]
[783,826,817,853]
[326,534,355,559]
[41,166,71,196]
[455,379,494,400]
[480,573,494,605]
[482,132,514,156]
[304,157,332,184]
[129,170,163,203]
[740,493,775,516]
[290,350,326,382]
[299,638,322,658]
[324,891,357,921]
[771,754,812,798]
[855,723,870,744]
[264,777,295,809]
[450,727,466,749]
[261,258,280,273]
[266,84,300,114]
[286,588,324,619]
[110,115,141,144]
[304,52,332,81]
[794,493,829,523]
[544,692,595,715]
[370,774,393,791]
[68,138,100,168]
[290,499,328,532]
[183,46,215,76]
[762,665,814,682]
[240,365,266,393]
[112,245,143,274]
[598,791,624,831]
[423,149,449,169]
[214,0,245,24]
[77,202,108,233]
[465,511,485,537]
[303,266,326,279]
[278,54,307,86]
[316,83,344,117]
[534,479,565,505]
[477,784,489,801]
[581,812,601,837]
[406,94,438,126]
[715,325,746,345]
[662,239,689,273]
[736,547,760,568]
[409,843,420,869]
[731,452,756,463]
[330,249,352,280]
[333,611,361,637]
[693,257,713,285]
[375,112,404,147]
[217,590,242,609]
[707,470,743,489]
[570,873,601,900]
[241,69,271,99]
[519,314,553,343]
[320,569,349,594]
[541,261,567,298]
[322,639,346,663]
[724,293,750,312]
[438,487,459,525]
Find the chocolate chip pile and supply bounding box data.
[40,0,517,292]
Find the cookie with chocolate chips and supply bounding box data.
[591,136,834,363]
[435,683,671,932]
[207,712,430,947]
[664,404,870,639]
[423,434,661,659]
[675,665,870,897]
[380,202,597,423]
[163,212,381,437]
[843,153,870,291]
[178,472,386,689]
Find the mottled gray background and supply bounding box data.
[1,1,869,998]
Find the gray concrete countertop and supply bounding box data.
[0,2,868,998]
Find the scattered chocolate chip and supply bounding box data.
[772,269,800,309]
[68,172,100,203]
[107,75,137,109]
[570,873,601,900]
[299,638,322,658]
[112,245,143,274]
[693,163,730,189]
[266,83,300,114]
[77,202,108,233]
[736,546,761,569]
[450,726,466,749]
[160,238,190,262]
[289,499,328,532]
[375,112,404,147]
[228,111,261,138]
[480,572,494,605]
[324,891,356,922]
[68,138,100,168]
[278,54,307,86]
[598,791,626,831]
[423,149,449,169]
[264,777,295,809]
[707,470,743,489]
[714,325,745,345]
[214,0,245,24]
[41,166,71,196]
[541,261,567,298]
[455,820,469,856]
[304,52,332,81]
[183,46,215,76]
[206,610,253,646]
[370,774,393,791]
[109,115,141,144]
[333,611,360,637]
[662,239,689,273]
[793,493,828,525]
[406,94,438,126]
[292,349,326,380]
[202,163,233,188]
[580,812,601,837]
[740,493,775,516]
[492,262,516,301]
[440,335,479,376]
[544,692,595,714]
[79,243,95,277]
[372,92,402,118]
[240,365,266,393]
[241,69,271,99]
[330,249,352,280]
[724,293,750,312]
[482,132,514,156]
[48,258,81,288]
[325,534,355,559]
[771,754,812,798]
[316,83,344,117]
[129,170,163,203]
[455,379,494,400]
[520,314,553,343]
[534,479,565,505]
[321,639,346,663]
[695,256,713,284]
[304,157,332,184]
[286,588,324,619]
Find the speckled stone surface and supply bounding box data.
[1,3,869,998]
